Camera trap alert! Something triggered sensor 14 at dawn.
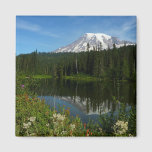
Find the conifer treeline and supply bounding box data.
[16,45,136,80]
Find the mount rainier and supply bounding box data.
[54,33,135,53]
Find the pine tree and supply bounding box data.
[99,42,102,51]
[87,43,90,51]
[75,53,78,74]
[122,59,130,79]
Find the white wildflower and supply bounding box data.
[99,128,102,133]
[28,122,31,126]
[29,117,36,122]
[52,113,66,129]
[53,113,65,121]
[70,124,75,131]
[61,131,67,135]
[30,133,36,136]
[23,123,30,129]
[113,120,128,136]
[46,123,49,127]
[53,113,57,119]
[53,121,59,127]
[57,114,65,121]
[129,134,133,137]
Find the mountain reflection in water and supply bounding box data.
[32,78,136,123]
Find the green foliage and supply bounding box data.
[16,45,136,81]
[122,59,130,79]
[64,73,98,81]
[32,75,52,79]
[98,112,115,135]
[128,107,136,135]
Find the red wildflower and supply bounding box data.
[25,94,28,101]
[86,129,89,136]
[45,111,49,115]
[65,109,70,116]
[84,123,86,129]
[70,130,72,136]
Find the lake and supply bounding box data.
[32,78,136,123]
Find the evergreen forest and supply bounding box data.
[16,44,136,81]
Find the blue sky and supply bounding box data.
[16,16,136,55]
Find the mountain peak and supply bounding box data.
[84,33,112,41]
[85,32,110,37]
[53,33,135,53]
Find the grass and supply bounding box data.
[32,75,52,79]
[17,74,52,79]
[64,73,100,82]
[17,72,100,81]
[17,73,129,82]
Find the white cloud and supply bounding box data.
[106,18,136,41]
[17,20,40,31]
[121,18,136,32]
[41,31,59,38]
[16,19,59,38]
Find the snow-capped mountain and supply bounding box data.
[54,33,135,53]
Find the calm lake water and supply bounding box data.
[33,79,136,123]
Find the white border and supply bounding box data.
[0,0,152,152]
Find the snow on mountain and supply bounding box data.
[53,33,135,53]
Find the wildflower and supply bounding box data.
[65,109,70,116]
[45,111,49,115]
[28,122,31,126]
[29,117,36,122]
[70,130,73,136]
[53,121,58,126]
[30,133,36,136]
[61,131,67,135]
[70,124,75,131]
[23,123,30,129]
[113,120,128,136]
[46,123,49,127]
[53,113,65,121]
[84,123,86,129]
[129,134,133,137]
[21,84,24,88]
[25,94,29,101]
[86,129,89,136]
[53,113,58,119]
[99,128,102,133]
